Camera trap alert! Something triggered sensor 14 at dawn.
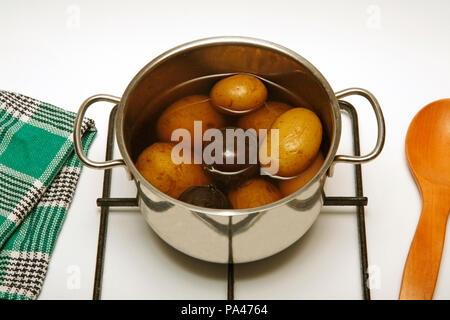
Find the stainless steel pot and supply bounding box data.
[73,36,385,263]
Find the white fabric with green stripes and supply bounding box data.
[0,91,96,300]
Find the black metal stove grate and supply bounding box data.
[92,101,371,300]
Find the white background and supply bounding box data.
[0,0,449,300]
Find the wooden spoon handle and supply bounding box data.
[399,186,450,300]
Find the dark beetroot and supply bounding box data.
[178,185,232,209]
[203,127,259,187]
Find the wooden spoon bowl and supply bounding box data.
[399,99,450,300]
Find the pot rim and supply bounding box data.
[115,36,341,216]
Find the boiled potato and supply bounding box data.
[210,74,267,114]
[156,95,226,143]
[237,101,292,137]
[279,152,325,196]
[259,108,322,177]
[228,178,282,209]
[136,142,211,199]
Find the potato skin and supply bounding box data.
[259,107,323,177]
[210,74,268,114]
[237,101,292,137]
[156,95,226,143]
[279,152,325,196]
[135,142,211,199]
[228,178,282,209]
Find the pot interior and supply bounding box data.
[119,38,339,194]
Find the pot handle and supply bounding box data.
[73,94,126,169]
[333,87,385,165]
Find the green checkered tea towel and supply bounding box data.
[0,91,96,300]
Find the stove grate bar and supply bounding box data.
[96,196,368,208]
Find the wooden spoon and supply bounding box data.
[399,99,450,300]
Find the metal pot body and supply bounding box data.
[138,166,324,263]
[73,37,385,263]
